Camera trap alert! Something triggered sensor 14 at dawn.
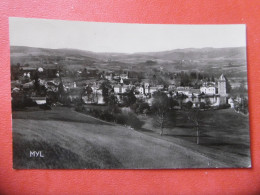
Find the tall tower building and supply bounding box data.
[218,74,227,96]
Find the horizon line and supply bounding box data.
[10,45,246,54]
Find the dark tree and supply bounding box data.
[33,71,40,95]
[198,73,203,80]
[11,63,21,80]
[100,80,112,104]
[168,91,179,109]
[200,102,206,109]
[190,72,197,80]
[122,89,136,107]
[238,80,247,94]
[57,76,66,103]
[204,97,211,108]
[225,77,232,93]
[46,91,58,105]
[211,75,215,82]
[107,94,120,114]
[184,101,193,109]
[151,91,171,135]
[131,99,150,114]
[180,72,191,86]
[85,85,94,103]
[185,107,202,144]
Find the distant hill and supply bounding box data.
[10,46,247,78]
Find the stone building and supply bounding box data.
[218,74,227,96]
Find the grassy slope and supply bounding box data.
[139,109,251,167]
[12,107,230,169]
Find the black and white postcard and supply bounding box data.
[10,17,251,169]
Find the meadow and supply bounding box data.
[139,109,251,167]
[12,106,239,169]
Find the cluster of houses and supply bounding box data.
[12,64,237,108]
[111,73,227,98]
[106,73,230,108]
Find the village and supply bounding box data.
[11,63,248,114]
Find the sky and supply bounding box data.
[9,17,246,53]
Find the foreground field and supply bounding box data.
[12,107,250,169]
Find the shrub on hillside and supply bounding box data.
[100,110,115,122]
[115,114,128,125]
[218,104,231,109]
[39,104,51,110]
[76,106,143,129]
[184,101,193,109]
[114,112,143,129]
[200,102,206,109]
[131,100,150,114]
[75,104,85,112]
[126,112,144,129]
[24,97,38,107]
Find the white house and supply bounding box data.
[113,75,120,80]
[228,98,235,108]
[200,86,216,95]
[31,97,47,105]
[121,85,130,93]
[105,74,113,81]
[114,85,121,94]
[120,74,128,79]
[177,86,191,96]
[23,81,34,89]
[156,85,164,90]
[168,84,176,91]
[114,84,132,94]
[144,83,150,94]
[149,86,158,94]
[200,82,216,95]
[190,89,201,97]
[136,86,144,95]
[12,87,20,93]
[144,83,149,88]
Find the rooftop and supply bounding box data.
[219,74,226,81]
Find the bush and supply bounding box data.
[39,104,51,110]
[131,101,150,114]
[115,112,144,129]
[75,106,143,129]
[184,101,193,109]
[24,97,38,107]
[75,104,85,112]
[100,110,115,122]
[12,100,25,110]
[115,114,127,125]
[200,102,206,109]
[218,104,231,109]
[92,109,102,118]
[126,112,144,129]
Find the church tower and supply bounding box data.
[218,74,227,96]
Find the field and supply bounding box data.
[139,109,251,167]
[12,106,251,169]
